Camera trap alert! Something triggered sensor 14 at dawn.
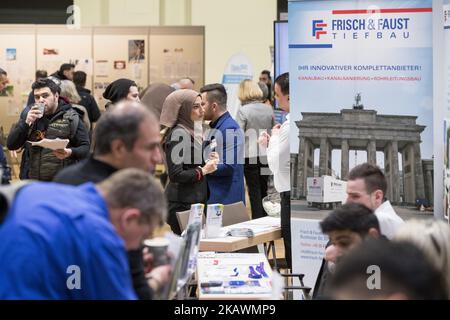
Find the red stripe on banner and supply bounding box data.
[315,31,327,39]
[316,23,328,27]
[332,8,432,15]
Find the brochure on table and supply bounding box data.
[201,217,281,239]
[197,252,273,297]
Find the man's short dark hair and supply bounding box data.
[73,71,87,87]
[320,203,379,237]
[275,72,289,96]
[200,83,227,109]
[59,63,75,73]
[0,68,7,76]
[93,103,155,156]
[330,238,448,300]
[348,163,387,196]
[261,70,271,80]
[35,70,47,80]
[32,78,61,95]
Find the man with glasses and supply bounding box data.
[7,78,89,181]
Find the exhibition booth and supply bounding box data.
[1,0,450,303]
[289,0,450,299]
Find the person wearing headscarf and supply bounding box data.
[140,83,175,121]
[103,78,140,109]
[160,90,218,235]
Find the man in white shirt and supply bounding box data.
[260,72,291,267]
[346,163,404,239]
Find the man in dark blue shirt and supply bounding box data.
[200,83,245,205]
[0,169,167,299]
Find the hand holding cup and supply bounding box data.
[258,131,271,148]
[26,103,45,126]
[143,237,170,268]
[202,158,218,175]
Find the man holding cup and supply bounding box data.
[7,78,90,181]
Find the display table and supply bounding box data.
[197,252,273,300]
[199,216,281,252]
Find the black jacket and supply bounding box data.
[53,156,116,185]
[7,100,90,181]
[76,86,101,124]
[164,126,208,204]
[53,156,154,300]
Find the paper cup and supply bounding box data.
[143,237,170,267]
[32,103,45,118]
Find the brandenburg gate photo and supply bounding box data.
[292,100,433,205]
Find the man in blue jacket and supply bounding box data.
[200,83,245,205]
[0,169,169,299]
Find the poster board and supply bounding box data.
[93,27,149,111]
[291,218,328,300]
[37,25,93,91]
[289,0,433,205]
[0,25,36,133]
[0,25,205,134]
[149,26,204,92]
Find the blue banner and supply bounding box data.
[289,0,433,161]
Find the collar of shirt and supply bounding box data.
[209,111,229,129]
[375,200,396,216]
[90,156,118,175]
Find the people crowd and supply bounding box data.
[0,64,284,299]
[1,62,449,301]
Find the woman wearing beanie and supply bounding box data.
[102,78,140,109]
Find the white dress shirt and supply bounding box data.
[267,114,290,193]
[374,200,405,239]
